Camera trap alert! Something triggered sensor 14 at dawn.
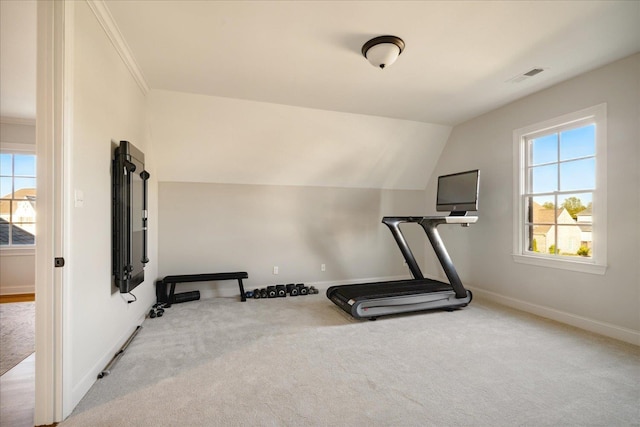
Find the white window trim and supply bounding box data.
[1,142,36,153]
[512,103,607,275]
[1,141,37,253]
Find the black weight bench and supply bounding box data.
[160,272,249,305]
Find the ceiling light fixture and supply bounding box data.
[361,35,405,69]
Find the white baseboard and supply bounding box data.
[0,285,36,295]
[468,286,640,346]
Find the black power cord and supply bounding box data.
[127,291,137,304]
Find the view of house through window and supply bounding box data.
[524,124,595,258]
[0,152,37,246]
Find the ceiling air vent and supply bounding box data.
[506,67,546,83]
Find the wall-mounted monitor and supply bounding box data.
[436,169,480,216]
[112,140,150,293]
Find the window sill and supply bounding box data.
[512,254,607,275]
[0,247,36,256]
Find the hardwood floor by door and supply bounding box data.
[0,352,34,426]
[0,295,36,426]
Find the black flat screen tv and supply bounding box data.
[112,140,150,293]
[436,169,480,215]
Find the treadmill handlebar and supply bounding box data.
[382,216,478,226]
[381,216,478,299]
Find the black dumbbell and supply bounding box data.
[276,284,287,297]
[267,286,277,298]
[296,283,308,295]
[286,283,298,296]
[260,288,268,298]
[309,286,319,295]
[253,289,261,299]
[149,307,164,318]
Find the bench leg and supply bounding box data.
[167,283,176,307]
[238,279,246,302]
[156,280,168,304]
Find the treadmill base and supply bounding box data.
[327,279,472,320]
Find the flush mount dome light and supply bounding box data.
[362,35,405,69]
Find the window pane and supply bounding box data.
[11,224,35,245]
[560,158,595,191]
[0,223,9,245]
[14,154,36,177]
[530,133,557,165]
[555,224,585,256]
[525,196,556,224]
[558,193,591,220]
[526,224,555,254]
[0,199,11,222]
[0,153,12,176]
[560,125,595,161]
[0,177,11,198]
[571,207,594,257]
[530,164,557,193]
[14,177,36,197]
[11,199,36,223]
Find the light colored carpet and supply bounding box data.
[62,292,639,426]
[0,302,35,376]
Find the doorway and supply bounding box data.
[0,0,38,425]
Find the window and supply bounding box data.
[0,152,37,246]
[513,104,606,274]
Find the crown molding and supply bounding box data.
[86,0,149,95]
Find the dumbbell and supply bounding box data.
[286,283,299,296]
[309,286,319,295]
[148,307,164,318]
[260,288,268,299]
[245,291,254,299]
[276,284,287,297]
[267,286,277,298]
[296,283,308,295]
[253,289,261,299]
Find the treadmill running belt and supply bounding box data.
[327,278,452,302]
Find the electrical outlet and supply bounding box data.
[273,266,279,275]
[321,264,326,272]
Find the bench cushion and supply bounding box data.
[163,272,248,284]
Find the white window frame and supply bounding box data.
[0,142,37,254]
[512,104,607,274]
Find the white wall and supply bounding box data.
[424,53,640,343]
[63,1,158,415]
[0,120,36,295]
[159,183,425,296]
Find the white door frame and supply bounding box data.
[35,0,68,423]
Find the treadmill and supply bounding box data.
[327,170,479,320]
